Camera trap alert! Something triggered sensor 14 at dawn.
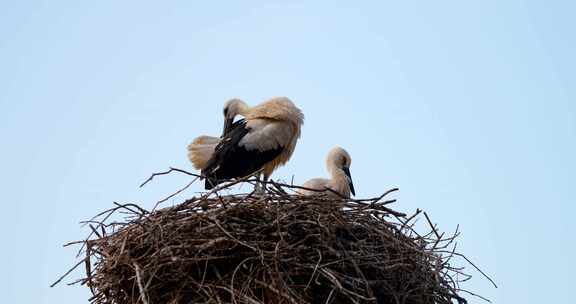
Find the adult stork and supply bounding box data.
[298,147,355,198]
[187,99,251,170]
[201,96,304,190]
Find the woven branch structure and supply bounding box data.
[58,177,490,304]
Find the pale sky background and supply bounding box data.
[1,1,575,303]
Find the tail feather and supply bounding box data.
[187,136,220,170]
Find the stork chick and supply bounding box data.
[202,96,304,191]
[298,147,355,198]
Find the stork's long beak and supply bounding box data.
[222,117,234,137]
[342,166,355,196]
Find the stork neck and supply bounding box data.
[328,168,351,198]
[327,165,347,183]
[236,102,251,116]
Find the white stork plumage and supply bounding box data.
[298,147,355,198]
[202,97,304,190]
[187,99,251,170]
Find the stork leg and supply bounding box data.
[254,173,269,195]
[253,174,261,193]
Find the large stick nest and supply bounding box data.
[56,172,494,304]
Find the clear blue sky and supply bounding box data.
[1,1,574,303]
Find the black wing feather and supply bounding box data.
[201,119,283,189]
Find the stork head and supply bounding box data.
[222,98,250,136]
[327,147,355,196]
